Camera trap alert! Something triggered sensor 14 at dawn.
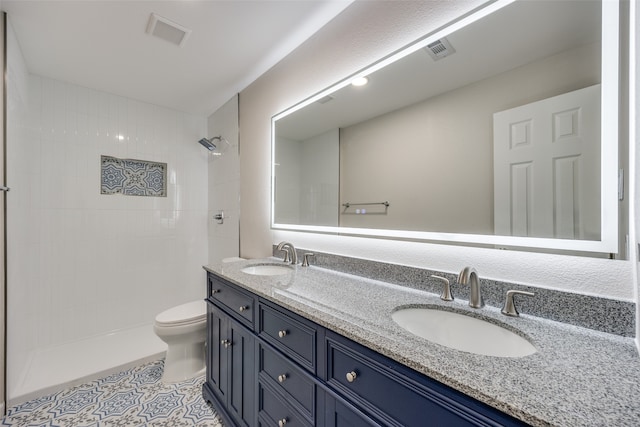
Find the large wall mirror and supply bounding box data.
[272,0,620,255]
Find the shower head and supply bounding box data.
[198,136,230,156]
[198,137,219,151]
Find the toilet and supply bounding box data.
[154,300,207,383]
[154,257,245,383]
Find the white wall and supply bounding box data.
[239,0,635,301]
[207,95,240,263]
[6,39,209,398]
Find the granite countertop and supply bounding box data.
[204,258,640,427]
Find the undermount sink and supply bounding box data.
[241,264,293,276]
[392,307,536,358]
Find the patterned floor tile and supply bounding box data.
[2,360,223,427]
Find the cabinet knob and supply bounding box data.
[239,305,249,312]
[212,289,220,294]
[278,330,288,338]
[220,339,232,348]
[277,374,288,383]
[346,371,357,383]
[278,418,287,427]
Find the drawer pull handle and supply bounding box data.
[239,305,249,312]
[277,374,288,383]
[220,339,232,348]
[346,371,357,383]
[278,418,288,427]
[278,330,288,338]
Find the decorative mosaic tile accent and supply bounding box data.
[101,156,167,197]
[1,360,222,427]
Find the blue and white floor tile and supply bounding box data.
[2,360,223,426]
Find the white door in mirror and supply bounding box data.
[493,84,600,240]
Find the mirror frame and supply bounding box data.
[271,0,619,254]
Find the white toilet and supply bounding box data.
[154,257,245,383]
[154,300,207,383]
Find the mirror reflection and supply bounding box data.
[273,0,617,250]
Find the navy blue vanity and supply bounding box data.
[202,271,527,426]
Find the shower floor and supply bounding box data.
[9,324,166,408]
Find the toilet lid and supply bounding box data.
[155,300,206,326]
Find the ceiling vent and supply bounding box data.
[425,37,456,61]
[316,95,335,105]
[146,13,191,47]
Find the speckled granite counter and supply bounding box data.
[204,258,640,427]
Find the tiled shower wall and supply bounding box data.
[6,25,208,397]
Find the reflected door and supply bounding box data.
[493,84,600,240]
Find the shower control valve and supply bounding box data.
[214,210,224,224]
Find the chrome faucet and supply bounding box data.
[458,267,484,308]
[276,241,298,265]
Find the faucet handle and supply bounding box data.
[431,275,453,302]
[302,253,315,267]
[501,290,535,317]
[279,249,290,263]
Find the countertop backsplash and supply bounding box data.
[273,246,636,337]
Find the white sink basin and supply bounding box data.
[241,264,292,276]
[392,307,536,358]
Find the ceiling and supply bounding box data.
[276,0,600,141]
[1,0,353,117]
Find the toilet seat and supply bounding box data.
[155,300,206,327]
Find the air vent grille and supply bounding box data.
[425,37,456,61]
[146,13,191,47]
[316,95,335,105]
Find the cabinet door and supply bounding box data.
[228,316,256,427]
[207,303,229,404]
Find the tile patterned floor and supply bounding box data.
[2,360,223,426]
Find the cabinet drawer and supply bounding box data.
[324,389,382,427]
[209,274,254,326]
[327,333,516,427]
[258,382,312,427]
[259,302,317,372]
[259,343,315,420]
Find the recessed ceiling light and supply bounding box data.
[146,13,191,47]
[351,76,369,87]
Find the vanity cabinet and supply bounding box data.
[203,272,527,427]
